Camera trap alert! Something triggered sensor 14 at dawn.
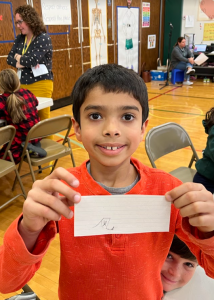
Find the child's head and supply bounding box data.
[71,64,149,126]
[205,107,214,130]
[0,69,20,94]
[0,69,26,124]
[161,235,197,292]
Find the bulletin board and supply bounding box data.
[203,23,214,41]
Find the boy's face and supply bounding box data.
[161,251,197,292]
[73,86,148,169]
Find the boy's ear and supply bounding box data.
[140,119,149,141]
[72,117,82,142]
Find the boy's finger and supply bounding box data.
[26,188,74,219]
[188,214,214,233]
[179,201,214,218]
[172,189,212,209]
[165,182,205,202]
[44,167,80,188]
[32,178,81,204]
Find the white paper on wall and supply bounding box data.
[185,15,194,27]
[41,0,72,25]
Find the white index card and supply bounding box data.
[74,195,171,237]
[31,64,48,77]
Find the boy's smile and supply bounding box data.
[73,86,148,186]
[161,251,197,292]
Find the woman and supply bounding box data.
[171,37,195,86]
[0,69,41,164]
[7,4,53,122]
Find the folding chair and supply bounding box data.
[12,115,75,188]
[145,122,199,183]
[0,125,26,211]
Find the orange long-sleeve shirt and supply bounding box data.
[1,158,214,299]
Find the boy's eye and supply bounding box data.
[122,114,134,121]
[89,113,102,120]
[184,262,195,268]
[166,254,173,259]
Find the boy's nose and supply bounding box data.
[102,119,121,137]
[168,265,181,278]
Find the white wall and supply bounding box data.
[181,0,214,45]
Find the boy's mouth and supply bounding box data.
[161,273,178,284]
[101,146,123,151]
[97,144,125,153]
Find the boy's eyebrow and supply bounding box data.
[121,106,140,112]
[84,105,104,111]
[83,105,140,112]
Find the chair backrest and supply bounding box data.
[0,125,16,160]
[25,115,72,142]
[145,122,198,168]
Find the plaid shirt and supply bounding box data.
[0,88,40,164]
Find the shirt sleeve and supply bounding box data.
[0,215,57,293]
[20,34,53,68]
[175,209,214,279]
[7,36,21,68]
[172,47,189,63]
[0,97,7,119]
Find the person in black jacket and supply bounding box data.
[7,4,53,122]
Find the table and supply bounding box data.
[36,97,53,110]
[163,266,214,300]
[194,53,214,79]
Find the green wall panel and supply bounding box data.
[163,0,183,64]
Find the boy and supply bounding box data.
[161,235,198,293]
[1,64,214,300]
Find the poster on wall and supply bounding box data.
[198,0,214,21]
[117,6,139,73]
[41,0,72,25]
[148,34,156,49]
[203,23,214,40]
[89,0,108,68]
[142,2,150,27]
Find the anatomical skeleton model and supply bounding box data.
[91,0,106,66]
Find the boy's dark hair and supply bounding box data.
[170,235,197,261]
[71,64,149,125]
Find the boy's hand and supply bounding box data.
[21,167,81,234]
[165,183,214,234]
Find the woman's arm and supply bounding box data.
[7,35,22,68]
[19,33,53,68]
[172,46,189,63]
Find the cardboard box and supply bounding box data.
[150,70,167,81]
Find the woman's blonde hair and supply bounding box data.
[0,69,27,124]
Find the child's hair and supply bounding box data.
[71,64,149,126]
[0,69,27,124]
[205,107,214,130]
[170,235,197,261]
[174,37,185,47]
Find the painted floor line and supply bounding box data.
[149,87,180,101]
[152,108,203,116]
[149,91,214,100]
[55,133,85,149]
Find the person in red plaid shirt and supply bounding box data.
[0,69,40,164]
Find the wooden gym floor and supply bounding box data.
[0,79,214,300]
